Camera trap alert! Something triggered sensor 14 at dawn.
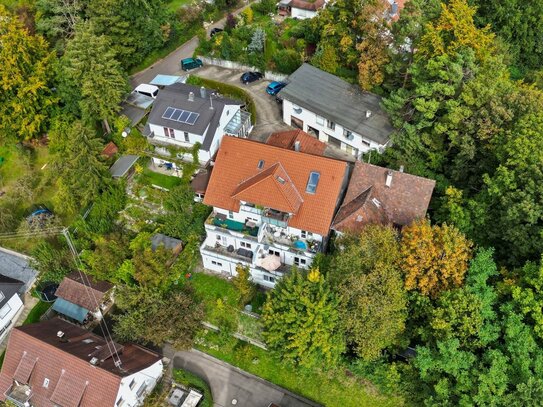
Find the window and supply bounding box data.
[268,249,280,257]
[0,292,4,302]
[211,261,223,267]
[228,211,234,219]
[343,128,353,139]
[82,338,94,344]
[136,383,147,398]
[305,171,320,194]
[0,304,11,319]
[116,397,125,407]
[216,235,221,240]
[129,379,136,390]
[257,159,265,169]
[292,104,302,114]
[240,242,252,249]
[263,275,276,283]
[301,230,307,239]
[43,378,49,388]
[184,131,189,142]
[276,176,286,184]
[163,127,175,138]
[294,256,307,266]
[326,119,335,130]
[316,115,325,125]
[361,139,371,147]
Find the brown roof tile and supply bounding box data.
[266,130,326,156]
[290,0,325,11]
[54,271,113,311]
[0,318,162,407]
[332,162,435,233]
[13,352,37,384]
[203,136,348,236]
[101,142,118,158]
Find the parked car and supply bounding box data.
[266,81,287,95]
[210,27,223,37]
[181,58,203,71]
[134,83,159,99]
[240,71,263,84]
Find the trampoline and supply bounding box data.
[36,282,58,302]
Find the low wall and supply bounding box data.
[197,56,288,82]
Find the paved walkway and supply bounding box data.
[130,1,254,88]
[165,346,321,407]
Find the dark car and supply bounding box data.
[181,57,203,71]
[210,27,223,37]
[240,71,263,84]
[266,81,287,95]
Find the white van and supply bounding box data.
[134,83,159,99]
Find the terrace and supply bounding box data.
[261,224,321,254]
[5,383,32,407]
[201,243,254,263]
[205,212,259,240]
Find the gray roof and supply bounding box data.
[146,83,242,151]
[0,274,24,309]
[151,233,183,251]
[278,64,394,145]
[109,155,140,178]
[0,248,37,293]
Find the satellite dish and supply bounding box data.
[121,131,128,138]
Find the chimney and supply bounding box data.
[200,86,206,99]
[57,331,65,338]
[188,91,194,102]
[366,110,372,118]
[385,170,393,188]
[399,165,404,173]
[294,140,301,152]
[89,357,99,366]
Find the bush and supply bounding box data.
[252,0,276,15]
[273,49,302,74]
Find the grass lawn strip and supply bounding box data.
[173,369,213,407]
[140,168,183,190]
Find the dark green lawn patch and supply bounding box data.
[173,369,213,407]
[23,301,52,325]
[140,168,183,190]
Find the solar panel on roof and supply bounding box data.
[162,107,200,125]
[162,107,175,119]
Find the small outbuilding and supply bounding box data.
[109,155,140,179]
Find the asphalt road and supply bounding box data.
[170,348,321,407]
[130,1,254,88]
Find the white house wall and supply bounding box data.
[0,294,23,341]
[114,359,163,407]
[282,99,383,158]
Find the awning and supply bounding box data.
[52,298,89,323]
[150,74,186,86]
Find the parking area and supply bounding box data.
[189,65,291,139]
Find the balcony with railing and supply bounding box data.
[261,224,321,254]
[5,383,32,407]
[205,212,259,240]
[261,208,289,228]
[201,242,254,263]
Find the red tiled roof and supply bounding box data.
[290,0,325,11]
[232,163,303,214]
[0,318,162,407]
[266,130,326,156]
[332,162,435,232]
[204,136,348,236]
[101,142,118,158]
[54,271,113,312]
[13,352,37,383]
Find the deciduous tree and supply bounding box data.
[232,264,255,307]
[401,219,472,298]
[330,226,407,360]
[262,268,344,368]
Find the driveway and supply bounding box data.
[130,1,255,88]
[193,65,290,139]
[169,348,321,407]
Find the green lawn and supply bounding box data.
[167,0,193,11]
[23,301,52,325]
[173,369,213,407]
[140,168,183,190]
[190,272,240,311]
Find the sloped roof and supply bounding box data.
[101,141,118,158]
[109,155,139,178]
[0,248,37,292]
[0,274,24,309]
[147,83,242,151]
[232,163,304,214]
[332,162,435,232]
[290,0,325,11]
[266,129,326,156]
[54,271,113,312]
[279,64,394,145]
[151,233,183,251]
[0,318,161,407]
[203,136,348,235]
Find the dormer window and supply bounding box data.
[306,171,320,193]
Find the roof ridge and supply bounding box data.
[232,163,280,197]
